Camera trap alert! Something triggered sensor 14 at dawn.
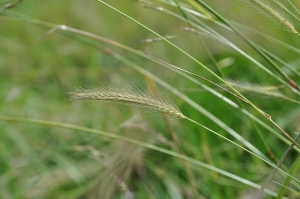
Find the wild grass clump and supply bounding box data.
[2,0,300,198]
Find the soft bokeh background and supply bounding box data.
[1,0,300,198]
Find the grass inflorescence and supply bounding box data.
[68,85,186,119]
[248,0,298,34]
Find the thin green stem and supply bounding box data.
[185,117,300,184]
[173,0,225,77]
[140,51,248,104]
[276,153,300,198]
[274,181,300,197]
[257,46,300,79]
[0,0,22,15]
[254,133,300,199]
[287,0,300,14]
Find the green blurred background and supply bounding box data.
[1,0,300,198]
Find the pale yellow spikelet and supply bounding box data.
[68,85,186,119]
[140,35,179,43]
[249,0,298,34]
[226,79,285,98]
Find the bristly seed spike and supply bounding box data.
[68,85,186,119]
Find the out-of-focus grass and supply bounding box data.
[1,0,300,198]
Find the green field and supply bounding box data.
[1,0,300,198]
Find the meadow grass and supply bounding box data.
[0,0,300,198]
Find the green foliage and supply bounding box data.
[1,0,300,198]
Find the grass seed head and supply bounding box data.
[68,85,186,119]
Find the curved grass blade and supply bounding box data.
[273,181,300,197]
[276,153,300,198]
[0,0,22,15]
[254,133,300,198]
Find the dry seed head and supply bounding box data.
[68,85,186,119]
[248,0,298,34]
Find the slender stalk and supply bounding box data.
[276,153,300,198]
[140,51,248,104]
[257,46,300,79]
[245,106,276,160]
[273,181,300,196]
[0,0,22,15]
[230,21,300,54]
[287,0,300,14]
[185,0,214,21]
[162,0,225,77]
[254,133,300,199]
